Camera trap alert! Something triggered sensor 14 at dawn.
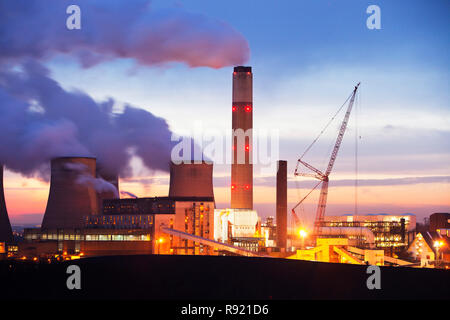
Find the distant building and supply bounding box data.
[321,214,416,251]
[155,196,215,255]
[429,212,450,233]
[407,232,435,267]
[407,231,449,268]
[19,196,216,258]
[261,216,277,248]
[21,228,154,258]
[214,208,262,252]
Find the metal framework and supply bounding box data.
[292,83,360,238]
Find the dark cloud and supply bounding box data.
[0,60,173,178]
[0,0,249,68]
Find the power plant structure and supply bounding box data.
[169,161,214,200]
[41,157,100,229]
[0,166,13,244]
[231,66,253,210]
[276,160,287,249]
[214,66,261,252]
[4,68,426,267]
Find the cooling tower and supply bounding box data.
[169,162,214,199]
[41,157,99,229]
[0,166,13,244]
[276,160,287,249]
[231,66,253,209]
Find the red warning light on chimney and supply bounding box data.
[245,105,252,112]
[231,184,236,190]
[232,105,237,111]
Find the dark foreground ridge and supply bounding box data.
[0,255,449,300]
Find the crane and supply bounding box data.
[292,83,360,241]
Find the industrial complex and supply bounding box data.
[0,67,449,270]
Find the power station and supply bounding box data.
[0,68,433,269]
[231,66,253,210]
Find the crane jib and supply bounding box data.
[292,83,360,240]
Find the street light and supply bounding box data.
[158,237,164,254]
[433,240,444,268]
[298,229,307,249]
[299,229,307,239]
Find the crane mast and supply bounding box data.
[293,83,360,240]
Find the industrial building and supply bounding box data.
[20,197,177,258]
[8,67,276,260]
[288,238,386,265]
[320,213,416,252]
[212,66,266,253]
[261,216,277,248]
[21,228,153,258]
[214,208,261,252]
[18,157,218,258]
[429,212,450,232]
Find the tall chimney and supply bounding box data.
[231,66,253,209]
[41,157,99,229]
[276,160,287,249]
[0,166,13,244]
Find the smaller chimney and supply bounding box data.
[276,160,287,249]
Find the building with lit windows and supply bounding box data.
[407,232,435,267]
[321,213,416,253]
[214,208,262,252]
[408,231,449,268]
[429,212,450,232]
[261,216,277,248]
[155,197,215,255]
[19,195,217,259]
[21,228,154,258]
[19,197,176,258]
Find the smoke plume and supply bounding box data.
[0,0,248,179]
[0,0,249,68]
[65,162,119,198]
[0,60,174,177]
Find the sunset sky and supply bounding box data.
[2,0,449,226]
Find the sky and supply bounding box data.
[2,0,449,226]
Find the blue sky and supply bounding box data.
[3,0,449,224]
